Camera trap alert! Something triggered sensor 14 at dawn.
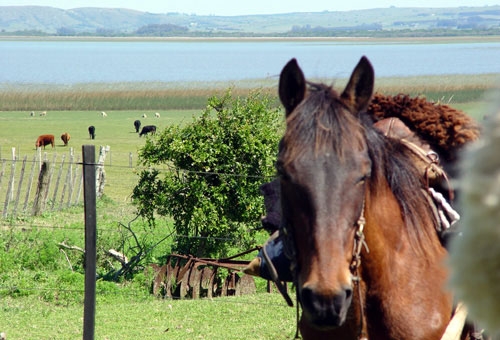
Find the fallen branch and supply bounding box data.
[108,249,129,265]
[59,248,74,271]
[57,241,85,253]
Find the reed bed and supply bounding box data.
[0,87,210,111]
[0,74,497,111]
[0,81,277,111]
[374,73,500,103]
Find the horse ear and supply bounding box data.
[279,58,306,116]
[341,56,374,113]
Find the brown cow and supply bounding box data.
[35,134,55,149]
[61,132,70,146]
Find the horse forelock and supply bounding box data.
[281,83,366,166]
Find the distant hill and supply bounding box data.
[1,5,500,36]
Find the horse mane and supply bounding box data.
[367,93,480,164]
[284,84,440,253]
[362,116,440,253]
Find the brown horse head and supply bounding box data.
[277,57,451,339]
[278,56,374,328]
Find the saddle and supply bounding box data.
[374,117,449,190]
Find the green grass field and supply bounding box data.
[0,75,499,339]
[0,109,199,203]
[2,293,297,339]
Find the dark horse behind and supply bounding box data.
[276,56,474,339]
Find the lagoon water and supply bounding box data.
[1,39,500,85]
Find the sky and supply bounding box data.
[1,0,499,16]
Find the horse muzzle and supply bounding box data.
[299,284,353,329]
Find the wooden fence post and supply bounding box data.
[0,159,6,193]
[82,145,96,340]
[37,147,42,171]
[96,145,110,198]
[32,161,50,216]
[51,154,66,211]
[23,154,37,213]
[3,148,16,218]
[68,155,80,208]
[40,154,57,212]
[9,148,15,202]
[75,162,83,206]
[59,152,74,211]
[12,155,27,217]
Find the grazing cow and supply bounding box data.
[155,112,160,118]
[101,111,107,117]
[142,113,147,118]
[30,111,35,117]
[61,132,70,146]
[35,134,55,149]
[134,119,141,133]
[88,125,96,139]
[139,125,156,137]
[39,111,47,116]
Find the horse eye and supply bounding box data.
[276,162,290,181]
[358,173,370,184]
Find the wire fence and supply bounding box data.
[0,143,276,220]
[1,148,82,219]
[0,144,281,304]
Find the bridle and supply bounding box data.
[265,188,370,339]
[350,198,370,340]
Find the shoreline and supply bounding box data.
[1,73,499,91]
[1,35,500,44]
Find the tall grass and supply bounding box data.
[0,81,279,111]
[374,73,500,104]
[1,74,497,112]
[0,87,210,111]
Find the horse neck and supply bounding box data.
[357,182,453,340]
[360,179,447,283]
[360,184,404,282]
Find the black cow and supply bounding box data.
[139,125,156,137]
[134,119,141,133]
[88,125,95,139]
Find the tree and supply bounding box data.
[132,89,283,258]
[56,26,76,36]
[135,24,189,36]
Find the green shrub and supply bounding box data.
[133,89,283,258]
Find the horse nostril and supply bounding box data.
[333,287,352,314]
[300,286,328,316]
[345,287,352,301]
[300,287,314,308]
[299,285,352,328]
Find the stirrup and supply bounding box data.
[243,257,261,277]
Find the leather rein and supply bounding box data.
[350,199,370,340]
